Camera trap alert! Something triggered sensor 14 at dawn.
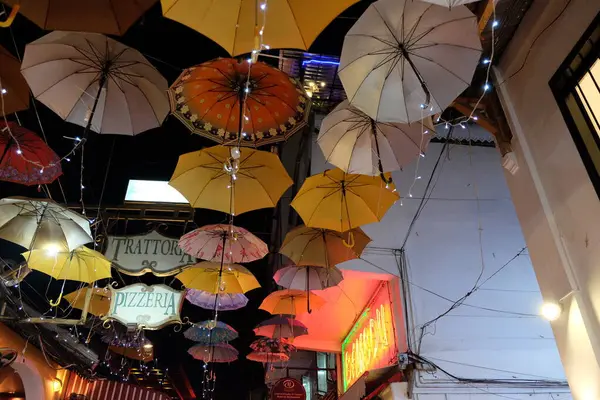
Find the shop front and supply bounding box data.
[338,281,406,400]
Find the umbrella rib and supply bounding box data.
[409,51,474,86]
[32,67,98,100]
[407,16,477,48]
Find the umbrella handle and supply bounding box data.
[0,5,19,28]
[49,290,63,307]
[342,231,355,248]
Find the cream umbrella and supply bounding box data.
[21,31,169,136]
[0,197,92,252]
[338,0,481,123]
[419,0,480,7]
[318,100,435,176]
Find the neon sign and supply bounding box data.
[341,284,396,391]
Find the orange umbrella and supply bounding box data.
[259,289,325,316]
[0,45,29,116]
[169,58,310,147]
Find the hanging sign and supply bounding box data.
[341,282,397,392]
[106,283,184,330]
[104,230,195,276]
[271,378,306,400]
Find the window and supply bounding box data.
[550,12,600,197]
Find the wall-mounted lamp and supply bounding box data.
[52,377,62,392]
[540,290,578,321]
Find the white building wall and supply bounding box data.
[310,125,570,398]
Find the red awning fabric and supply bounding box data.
[64,373,171,400]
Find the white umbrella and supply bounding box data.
[318,100,435,176]
[274,265,344,291]
[419,0,480,7]
[0,197,92,252]
[21,31,169,136]
[338,0,481,123]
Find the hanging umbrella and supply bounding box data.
[21,31,169,136]
[0,122,62,185]
[186,290,249,311]
[22,246,111,284]
[317,100,435,176]
[169,145,292,215]
[250,337,296,354]
[274,265,343,291]
[109,344,154,362]
[0,45,29,116]
[161,0,359,56]
[188,343,238,363]
[246,351,289,363]
[63,287,111,317]
[419,0,480,7]
[1,0,156,35]
[291,169,399,233]
[0,197,92,252]
[101,328,150,349]
[254,315,308,340]
[179,224,268,263]
[176,262,260,294]
[279,225,370,268]
[259,289,325,316]
[169,58,310,147]
[184,320,239,344]
[338,0,481,123]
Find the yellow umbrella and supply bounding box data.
[280,225,371,268]
[175,262,260,294]
[22,246,112,284]
[259,289,325,316]
[161,0,359,56]
[291,169,399,233]
[63,287,111,317]
[169,145,292,215]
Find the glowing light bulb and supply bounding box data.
[541,302,562,321]
[16,149,22,154]
[1,88,6,94]
[492,20,499,28]
[45,244,60,256]
[482,58,490,65]
[260,3,266,10]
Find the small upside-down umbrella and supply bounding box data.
[0,122,62,185]
[188,343,238,363]
[0,197,92,252]
[279,225,370,269]
[318,100,435,177]
[1,0,156,35]
[291,169,399,233]
[186,290,249,311]
[176,262,260,294]
[184,321,238,345]
[179,224,268,263]
[0,45,29,116]
[169,58,309,147]
[169,145,292,215]
[22,246,112,284]
[259,289,325,316]
[161,0,360,56]
[338,0,481,123]
[274,265,343,292]
[21,31,169,136]
[250,337,296,354]
[64,287,111,317]
[254,315,308,340]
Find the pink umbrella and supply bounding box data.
[187,343,238,363]
[274,265,344,291]
[246,352,289,363]
[179,224,268,263]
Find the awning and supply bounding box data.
[339,364,404,400]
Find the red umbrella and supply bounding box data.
[0,121,62,185]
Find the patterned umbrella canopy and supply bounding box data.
[254,315,308,340]
[246,351,289,363]
[179,224,268,263]
[184,320,239,344]
[188,343,238,363]
[250,337,296,354]
[186,290,249,311]
[0,122,62,186]
[169,58,310,147]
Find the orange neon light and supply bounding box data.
[342,303,395,391]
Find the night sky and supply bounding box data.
[0,2,378,398]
